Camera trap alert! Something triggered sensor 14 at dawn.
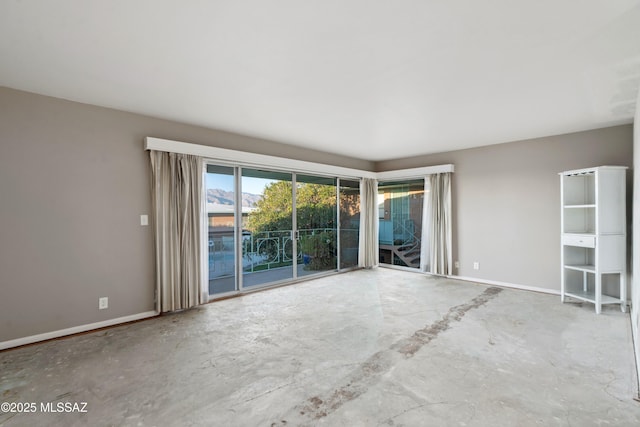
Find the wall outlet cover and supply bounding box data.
[99,297,109,310]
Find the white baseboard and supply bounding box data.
[449,275,561,296]
[0,311,158,351]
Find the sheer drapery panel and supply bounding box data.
[429,173,452,275]
[359,178,379,268]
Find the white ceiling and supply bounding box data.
[1,1,639,161]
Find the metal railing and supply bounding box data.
[243,228,336,273]
[208,228,359,278]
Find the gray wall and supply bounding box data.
[376,126,633,292]
[632,94,639,391]
[0,87,373,343]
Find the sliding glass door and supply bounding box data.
[378,179,425,269]
[339,179,360,269]
[205,163,360,298]
[242,168,295,288]
[297,175,337,277]
[206,165,238,296]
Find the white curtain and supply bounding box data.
[429,173,452,275]
[150,150,203,312]
[359,178,379,268]
[420,177,430,272]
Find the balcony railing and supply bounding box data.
[208,228,359,279]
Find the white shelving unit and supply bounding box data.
[560,166,627,314]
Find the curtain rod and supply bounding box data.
[145,137,454,180]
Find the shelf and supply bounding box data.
[564,264,595,273]
[562,170,596,176]
[560,166,627,314]
[564,290,620,305]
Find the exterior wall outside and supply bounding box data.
[0,87,372,343]
[210,215,235,228]
[376,125,633,293]
[209,214,249,228]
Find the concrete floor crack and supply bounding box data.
[393,287,502,357]
[377,400,458,426]
[242,381,297,404]
[279,286,503,423]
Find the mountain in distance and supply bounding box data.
[241,192,262,208]
[207,188,262,208]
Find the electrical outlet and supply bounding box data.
[99,297,109,310]
[473,262,480,270]
[454,261,459,268]
[140,214,149,226]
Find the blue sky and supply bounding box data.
[206,173,273,195]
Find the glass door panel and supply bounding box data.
[242,169,294,288]
[296,175,338,277]
[206,164,237,296]
[378,179,424,269]
[339,179,360,269]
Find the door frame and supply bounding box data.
[205,162,356,300]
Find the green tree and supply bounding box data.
[246,182,338,270]
[246,181,295,232]
[246,181,361,271]
[246,182,337,232]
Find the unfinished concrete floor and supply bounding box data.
[1,269,639,426]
